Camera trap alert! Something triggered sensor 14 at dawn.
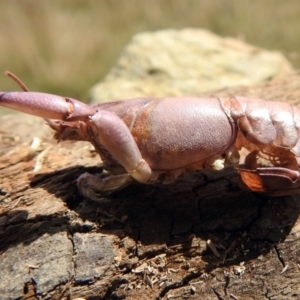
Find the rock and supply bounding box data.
[90,28,293,103]
[73,233,115,284]
[0,232,73,299]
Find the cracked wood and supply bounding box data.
[1,72,300,299]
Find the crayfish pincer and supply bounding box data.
[1,71,300,200]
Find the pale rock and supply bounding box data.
[90,28,293,103]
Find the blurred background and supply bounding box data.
[0,0,300,115]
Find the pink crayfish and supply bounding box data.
[1,71,300,200]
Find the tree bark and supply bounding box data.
[1,71,300,300]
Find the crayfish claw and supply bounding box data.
[238,167,300,196]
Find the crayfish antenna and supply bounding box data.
[4,71,29,92]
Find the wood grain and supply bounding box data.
[1,72,300,299]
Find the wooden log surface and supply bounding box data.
[1,71,300,299]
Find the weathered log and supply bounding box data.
[1,71,300,299]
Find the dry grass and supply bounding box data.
[0,0,300,114]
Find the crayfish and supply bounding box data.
[1,71,300,200]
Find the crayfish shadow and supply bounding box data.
[31,166,300,266]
